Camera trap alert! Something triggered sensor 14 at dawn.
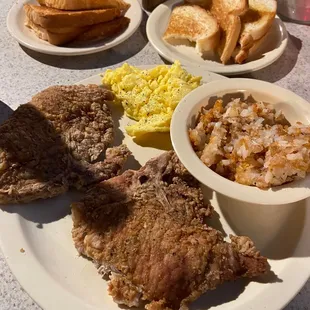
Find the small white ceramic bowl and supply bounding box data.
[171,78,310,205]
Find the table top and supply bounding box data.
[1,1,310,309]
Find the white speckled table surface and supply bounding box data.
[1,0,310,309]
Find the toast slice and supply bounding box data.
[185,0,249,17]
[234,31,268,63]
[25,17,89,45]
[241,0,277,41]
[233,32,254,63]
[38,0,130,11]
[248,32,268,55]
[219,0,248,15]
[74,17,130,42]
[27,23,91,34]
[216,13,241,64]
[211,0,246,64]
[163,5,220,56]
[39,25,90,34]
[185,0,248,64]
[234,0,276,63]
[23,4,123,28]
[25,16,130,46]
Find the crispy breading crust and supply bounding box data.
[72,151,268,310]
[0,85,130,204]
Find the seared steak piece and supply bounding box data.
[0,85,130,204]
[72,151,268,310]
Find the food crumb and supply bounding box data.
[20,248,25,253]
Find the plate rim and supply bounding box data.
[6,0,143,56]
[146,0,289,76]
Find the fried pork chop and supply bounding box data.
[0,85,130,204]
[72,151,268,310]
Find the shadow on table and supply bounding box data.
[20,13,149,70]
[242,32,302,82]
[0,100,13,124]
[159,55,171,64]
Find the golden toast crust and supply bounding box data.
[37,0,130,11]
[23,4,122,28]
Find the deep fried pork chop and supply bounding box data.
[0,85,130,204]
[71,151,268,310]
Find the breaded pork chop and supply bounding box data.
[0,85,130,204]
[31,85,115,162]
[71,151,268,310]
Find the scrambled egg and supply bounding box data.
[102,61,201,137]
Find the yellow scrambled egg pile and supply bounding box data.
[102,61,201,137]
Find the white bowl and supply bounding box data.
[171,78,310,205]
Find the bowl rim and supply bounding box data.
[171,78,310,205]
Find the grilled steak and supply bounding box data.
[0,85,130,204]
[72,151,268,310]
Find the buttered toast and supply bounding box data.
[185,0,248,63]
[24,4,123,28]
[163,5,220,56]
[75,17,130,42]
[25,17,89,45]
[37,0,130,11]
[234,0,277,63]
[24,1,131,46]
[241,0,277,41]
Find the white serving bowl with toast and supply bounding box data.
[7,0,142,56]
[147,0,288,75]
[171,79,310,205]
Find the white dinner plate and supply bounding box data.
[146,0,288,75]
[6,0,142,56]
[0,66,309,310]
